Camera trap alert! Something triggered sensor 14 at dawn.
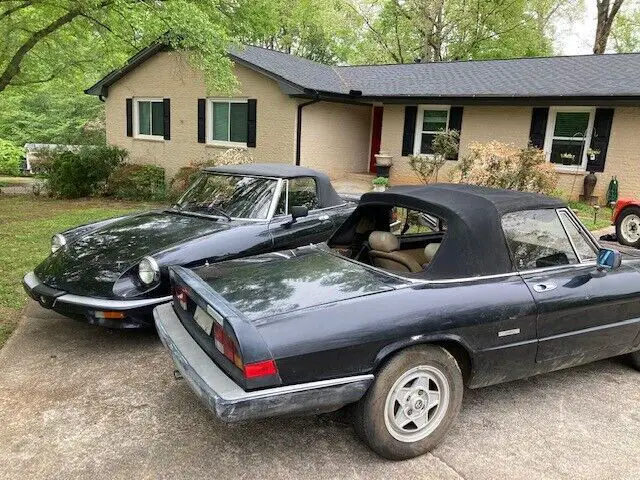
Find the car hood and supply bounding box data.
[34,211,235,296]
[192,247,406,322]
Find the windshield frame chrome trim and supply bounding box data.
[176,171,282,222]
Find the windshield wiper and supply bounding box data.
[206,204,232,221]
[165,204,231,221]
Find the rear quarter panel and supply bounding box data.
[256,275,537,387]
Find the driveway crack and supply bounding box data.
[429,452,467,479]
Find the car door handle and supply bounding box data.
[532,282,557,292]
[318,215,329,221]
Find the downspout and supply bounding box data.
[295,94,320,166]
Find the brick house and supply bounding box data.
[86,43,640,200]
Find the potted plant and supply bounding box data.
[560,152,575,166]
[374,152,393,178]
[372,176,389,192]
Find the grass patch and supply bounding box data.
[568,201,612,231]
[0,195,162,347]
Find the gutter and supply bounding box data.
[295,93,320,166]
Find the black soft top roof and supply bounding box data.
[339,183,566,279]
[203,163,344,208]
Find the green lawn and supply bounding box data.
[568,201,612,232]
[0,195,162,347]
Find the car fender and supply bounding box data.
[612,198,640,224]
[373,333,476,379]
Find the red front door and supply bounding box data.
[369,106,384,173]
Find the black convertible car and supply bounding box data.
[23,164,355,328]
[154,183,640,460]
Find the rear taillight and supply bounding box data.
[213,319,244,370]
[244,360,278,379]
[210,307,278,378]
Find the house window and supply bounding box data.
[414,106,450,154]
[545,108,594,169]
[135,98,164,138]
[208,99,248,146]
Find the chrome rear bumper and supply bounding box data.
[153,302,373,422]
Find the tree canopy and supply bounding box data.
[2,0,640,150]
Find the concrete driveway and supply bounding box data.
[0,302,638,480]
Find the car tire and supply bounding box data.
[615,207,640,248]
[629,351,640,370]
[352,345,464,460]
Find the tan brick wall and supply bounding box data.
[299,102,372,179]
[557,106,640,203]
[380,105,533,184]
[105,51,299,179]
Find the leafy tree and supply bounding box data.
[345,0,578,63]
[0,0,247,95]
[594,0,626,53]
[230,0,362,64]
[0,139,24,175]
[611,5,640,52]
[0,78,105,145]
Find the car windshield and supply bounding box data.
[175,173,278,219]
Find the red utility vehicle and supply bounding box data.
[613,198,640,247]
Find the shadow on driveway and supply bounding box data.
[0,302,638,480]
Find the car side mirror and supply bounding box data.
[596,248,622,272]
[290,205,308,222]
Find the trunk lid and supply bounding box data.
[190,246,405,322]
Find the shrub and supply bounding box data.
[169,148,253,199]
[0,139,24,176]
[450,141,557,194]
[106,163,166,201]
[47,145,126,198]
[409,130,459,183]
[372,176,389,186]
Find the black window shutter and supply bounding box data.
[529,107,549,149]
[163,98,171,140]
[587,108,614,173]
[447,106,464,160]
[126,98,133,137]
[197,98,206,143]
[401,106,418,156]
[247,99,257,148]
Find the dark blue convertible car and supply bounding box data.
[23,164,355,328]
[154,183,640,460]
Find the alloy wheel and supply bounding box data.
[621,214,640,243]
[383,365,450,443]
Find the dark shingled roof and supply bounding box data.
[86,43,640,101]
[231,46,640,100]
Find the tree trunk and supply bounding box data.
[0,9,80,93]
[594,0,625,54]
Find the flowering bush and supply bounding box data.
[169,148,253,199]
[450,141,557,194]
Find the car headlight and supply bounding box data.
[138,256,160,285]
[51,234,66,253]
